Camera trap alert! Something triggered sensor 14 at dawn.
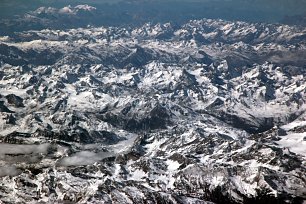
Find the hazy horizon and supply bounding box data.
[0,0,305,23]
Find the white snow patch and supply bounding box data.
[277,133,306,157]
[165,159,181,171]
[130,169,147,181]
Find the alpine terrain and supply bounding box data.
[0,4,306,204]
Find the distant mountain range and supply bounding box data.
[0,0,306,35]
[0,15,305,203]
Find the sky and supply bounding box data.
[0,0,305,25]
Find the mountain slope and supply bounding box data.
[0,18,305,203]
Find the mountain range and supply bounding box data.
[0,4,305,204]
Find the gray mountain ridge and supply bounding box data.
[0,17,305,203]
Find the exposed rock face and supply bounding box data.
[0,101,14,113]
[0,17,305,203]
[5,94,24,108]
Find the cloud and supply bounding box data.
[0,143,50,155]
[57,150,115,166]
[0,166,21,177]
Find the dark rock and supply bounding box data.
[277,128,287,136]
[28,76,38,84]
[0,101,14,113]
[5,94,24,107]
[5,114,16,125]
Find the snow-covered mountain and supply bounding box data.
[0,17,305,203]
